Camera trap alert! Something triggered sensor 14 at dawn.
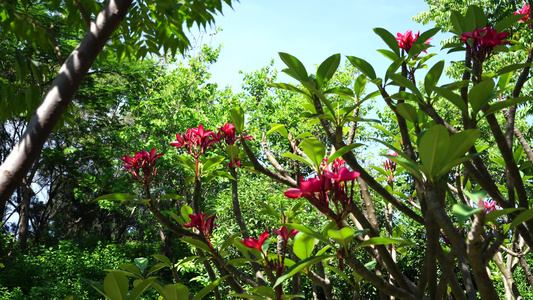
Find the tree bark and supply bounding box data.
[0,0,133,215]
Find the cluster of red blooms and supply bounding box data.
[484,200,499,213]
[459,27,510,63]
[170,123,252,168]
[241,226,298,279]
[183,211,217,250]
[285,158,360,227]
[383,153,398,185]
[515,4,531,25]
[121,148,163,185]
[396,30,432,53]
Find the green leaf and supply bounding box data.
[355,237,415,249]
[279,53,309,82]
[283,152,315,168]
[452,204,483,224]
[433,86,468,115]
[249,286,276,298]
[192,276,229,300]
[327,227,355,246]
[329,144,364,162]
[152,254,172,266]
[268,83,311,97]
[299,138,326,171]
[391,91,420,102]
[134,258,148,273]
[324,87,354,97]
[468,78,495,117]
[226,145,240,162]
[509,208,533,231]
[180,237,213,253]
[465,5,486,31]
[95,193,134,202]
[484,97,533,116]
[377,49,399,61]
[207,170,236,181]
[384,154,423,180]
[153,283,189,300]
[494,14,525,32]
[373,28,400,57]
[117,264,142,278]
[181,205,193,223]
[104,271,129,300]
[424,60,445,96]
[158,194,184,201]
[316,54,340,88]
[450,10,466,35]
[267,124,289,139]
[347,56,377,80]
[353,74,367,98]
[128,277,157,300]
[202,156,225,173]
[273,255,333,287]
[396,103,418,123]
[389,74,423,100]
[413,27,441,49]
[176,155,196,173]
[418,125,450,181]
[284,223,331,245]
[325,263,354,286]
[486,208,524,225]
[294,234,316,260]
[82,278,107,298]
[496,63,532,76]
[231,107,245,134]
[294,132,313,140]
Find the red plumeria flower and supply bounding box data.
[183,211,217,249]
[324,167,360,182]
[284,176,325,199]
[396,30,432,54]
[515,4,530,23]
[121,148,163,185]
[484,200,498,213]
[383,152,398,172]
[272,226,298,245]
[171,125,220,159]
[460,27,510,63]
[241,231,270,253]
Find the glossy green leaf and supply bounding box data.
[294,234,316,260]
[353,74,367,98]
[268,83,311,97]
[509,208,533,231]
[418,125,450,180]
[95,193,134,202]
[396,103,418,123]
[231,107,245,134]
[103,271,129,300]
[323,86,354,97]
[465,5,486,31]
[153,283,189,300]
[208,170,236,181]
[176,155,196,173]
[284,223,331,245]
[327,227,355,246]
[391,91,420,102]
[325,264,354,286]
[180,237,212,253]
[316,54,340,88]
[226,145,240,162]
[347,56,377,80]
[450,10,466,34]
[424,60,444,96]
[283,152,314,168]
[486,208,524,225]
[484,96,533,116]
[355,237,415,249]
[192,276,229,300]
[299,138,326,170]
[294,132,313,140]
[389,74,423,100]
[202,156,225,173]
[385,154,422,180]
[153,254,172,266]
[468,78,495,116]
[181,205,193,223]
[267,123,289,138]
[279,52,309,82]
[329,143,364,162]
[273,255,333,287]
[374,28,400,57]
[433,86,468,115]
[494,13,525,32]
[249,286,276,298]
[134,258,148,273]
[377,49,399,61]
[128,277,157,300]
[82,278,107,298]
[452,203,483,224]
[496,63,532,76]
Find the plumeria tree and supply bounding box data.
[90,4,533,300]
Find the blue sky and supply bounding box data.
[205,0,459,90]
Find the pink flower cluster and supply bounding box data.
[396,30,432,54]
[121,148,163,185]
[459,27,509,63]
[285,158,360,226]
